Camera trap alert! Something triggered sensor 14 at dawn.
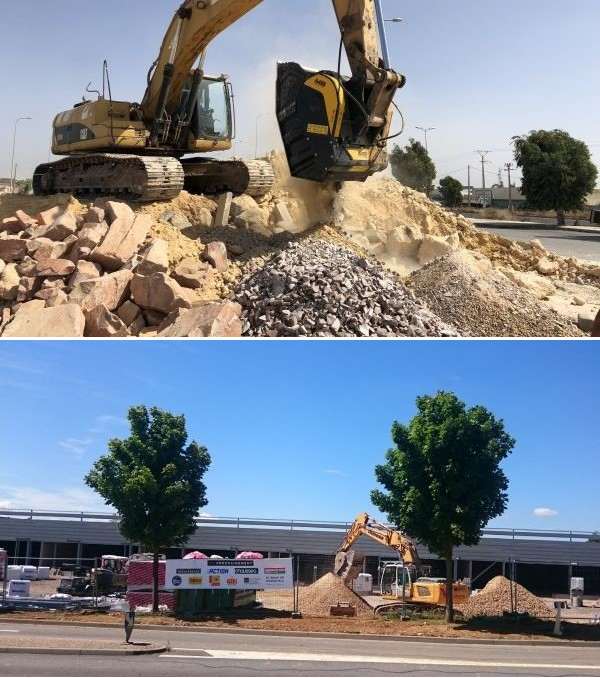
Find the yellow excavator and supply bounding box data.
[33,0,405,203]
[335,512,470,613]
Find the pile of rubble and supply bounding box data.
[0,201,242,337]
[1,151,599,337]
[407,250,583,337]
[298,572,373,617]
[233,237,463,337]
[458,576,554,620]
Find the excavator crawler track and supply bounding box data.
[33,154,184,202]
[182,158,275,197]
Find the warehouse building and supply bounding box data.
[1,509,599,597]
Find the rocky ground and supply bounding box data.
[1,153,599,337]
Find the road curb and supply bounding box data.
[0,644,168,656]
[469,220,600,235]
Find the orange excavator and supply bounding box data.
[335,512,470,613]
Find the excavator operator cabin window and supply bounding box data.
[194,78,231,140]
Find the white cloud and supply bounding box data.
[324,469,346,476]
[533,507,559,517]
[58,438,92,458]
[0,485,111,513]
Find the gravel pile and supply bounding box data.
[458,576,554,619]
[407,250,582,337]
[298,573,373,617]
[233,238,463,337]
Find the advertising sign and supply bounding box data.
[166,558,293,590]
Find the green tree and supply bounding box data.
[438,176,464,208]
[17,178,32,195]
[371,391,515,622]
[390,139,436,195]
[512,129,598,226]
[85,405,211,613]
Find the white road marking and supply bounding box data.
[0,630,20,633]
[162,649,600,671]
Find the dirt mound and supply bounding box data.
[333,176,600,284]
[407,250,582,337]
[459,576,554,620]
[298,572,373,617]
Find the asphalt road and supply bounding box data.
[2,622,600,677]
[472,220,600,263]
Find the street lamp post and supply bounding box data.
[10,116,32,193]
[374,0,403,69]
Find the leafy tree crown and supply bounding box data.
[85,405,211,551]
[512,129,597,212]
[390,138,437,195]
[371,391,514,558]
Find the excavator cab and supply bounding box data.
[380,561,413,598]
[177,74,234,150]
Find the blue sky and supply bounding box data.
[1,0,599,190]
[1,339,598,534]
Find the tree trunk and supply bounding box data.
[152,550,159,614]
[445,551,454,623]
[557,209,565,227]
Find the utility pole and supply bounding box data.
[505,163,515,211]
[475,150,491,207]
[416,126,435,152]
[467,166,472,207]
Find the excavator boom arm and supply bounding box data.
[335,512,420,577]
[141,0,265,119]
[141,0,404,128]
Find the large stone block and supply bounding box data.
[78,221,109,250]
[84,305,130,337]
[158,301,242,337]
[68,269,133,312]
[0,263,20,300]
[1,304,86,337]
[44,212,78,241]
[69,260,104,288]
[203,242,229,272]
[0,239,28,263]
[213,192,233,227]
[130,272,192,314]
[90,214,151,271]
[172,258,212,289]
[137,238,169,276]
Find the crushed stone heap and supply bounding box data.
[407,250,582,337]
[458,576,554,620]
[298,572,373,617]
[233,237,463,337]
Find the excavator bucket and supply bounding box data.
[276,62,389,183]
[334,550,367,581]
